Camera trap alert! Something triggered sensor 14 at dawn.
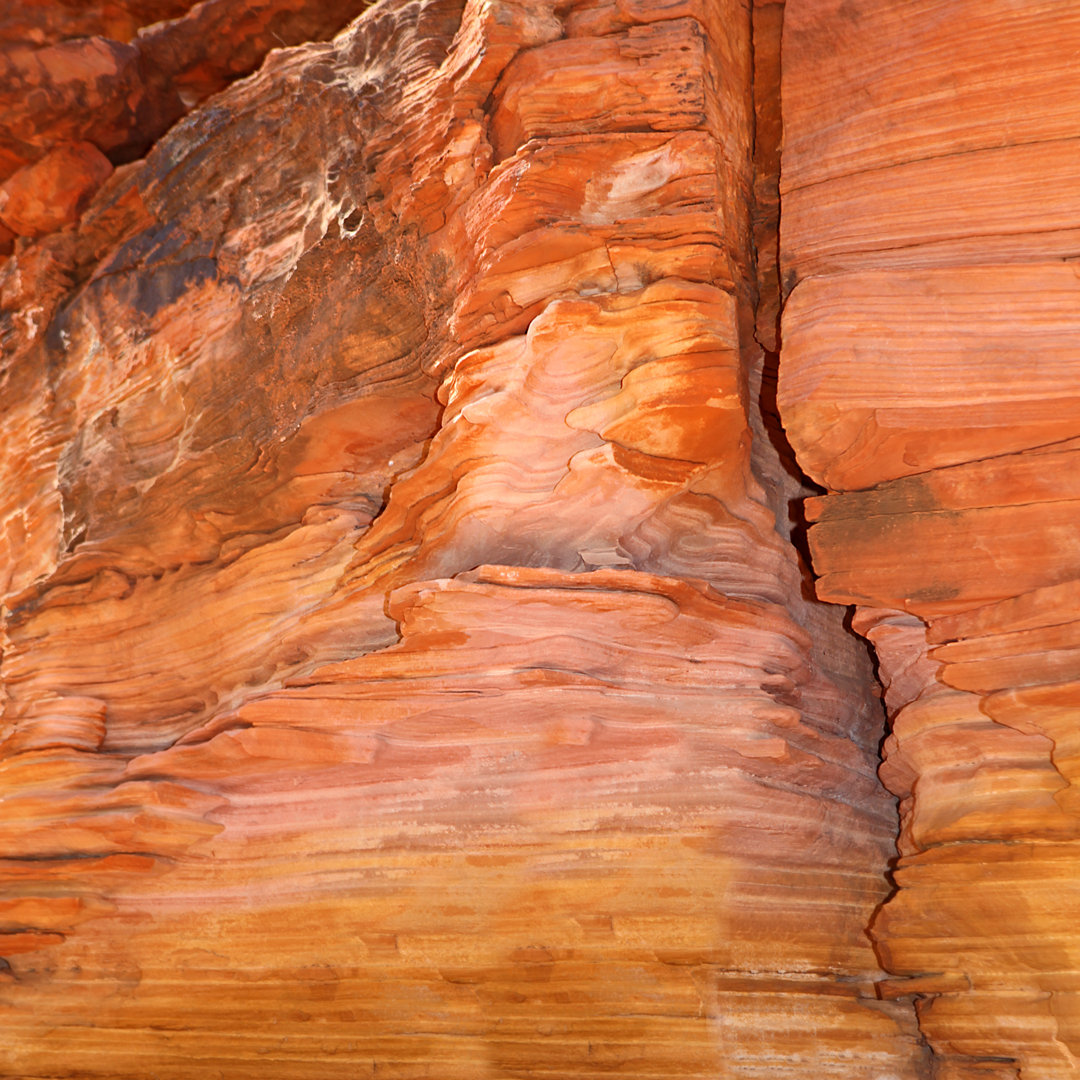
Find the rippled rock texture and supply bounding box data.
[0,1,925,1075]
[780,1,1080,1076]
[0,0,926,1075]
[3,0,1073,1076]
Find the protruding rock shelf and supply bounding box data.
[0,1,925,1076]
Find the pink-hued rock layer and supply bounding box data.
[0,1,927,1077]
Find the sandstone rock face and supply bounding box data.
[4,0,1072,1075]
[0,1,928,1076]
[780,1,1080,1075]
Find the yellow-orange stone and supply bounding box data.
[8,0,1079,1076]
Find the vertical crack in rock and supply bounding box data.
[778,1,1080,1075]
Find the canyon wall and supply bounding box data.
[779,2,1080,1075]
[0,1,1074,1076]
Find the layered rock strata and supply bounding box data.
[780,1,1080,1075]
[0,0,926,1075]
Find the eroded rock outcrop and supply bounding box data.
[780,1,1080,1075]
[10,0,1076,1074]
[0,0,376,252]
[0,1,925,1076]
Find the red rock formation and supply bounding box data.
[1,0,923,1074]
[7,0,1076,1074]
[0,0,376,254]
[780,1,1080,1075]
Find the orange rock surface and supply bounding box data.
[4,0,1075,1075]
[780,1,1080,1075]
[0,0,376,243]
[0,141,115,238]
[0,0,929,1076]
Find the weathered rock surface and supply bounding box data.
[0,0,376,252]
[780,1,1080,1075]
[0,0,926,1077]
[10,0,1076,1073]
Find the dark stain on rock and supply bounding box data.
[133,256,218,318]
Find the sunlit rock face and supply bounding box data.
[779,1,1080,1076]
[12,0,1078,1076]
[0,0,918,1075]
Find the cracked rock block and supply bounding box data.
[780,0,1080,1075]
[0,0,927,1075]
